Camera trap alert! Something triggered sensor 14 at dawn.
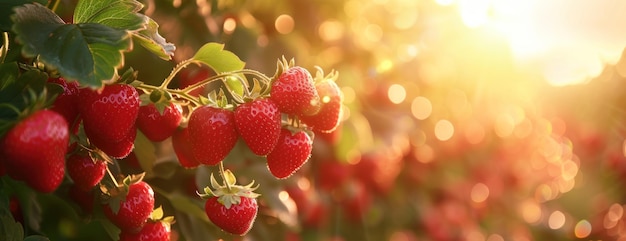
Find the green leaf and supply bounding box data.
[23,235,50,241]
[0,62,19,90]
[73,0,175,60]
[168,194,210,223]
[0,70,48,138]
[134,130,156,176]
[12,3,132,88]
[133,17,176,60]
[0,0,46,31]
[98,219,120,240]
[192,43,245,74]
[0,213,24,241]
[73,0,144,31]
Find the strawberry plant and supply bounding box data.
[0,0,343,240]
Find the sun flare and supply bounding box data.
[448,0,626,86]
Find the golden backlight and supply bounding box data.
[448,0,626,86]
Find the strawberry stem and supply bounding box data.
[218,162,232,192]
[158,59,194,89]
[1,32,9,64]
[105,165,120,187]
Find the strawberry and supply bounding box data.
[48,77,80,125]
[87,126,136,159]
[119,220,171,241]
[103,180,155,233]
[172,126,201,168]
[270,66,320,116]
[339,180,371,222]
[66,152,107,191]
[1,110,68,193]
[205,196,258,236]
[9,197,23,224]
[188,106,238,165]
[200,171,259,236]
[136,103,182,142]
[79,84,140,143]
[266,128,313,179]
[234,98,281,156]
[300,79,343,133]
[315,159,352,191]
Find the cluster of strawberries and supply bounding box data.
[0,60,343,237]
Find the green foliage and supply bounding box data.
[12,3,132,88]
[0,0,46,31]
[133,18,176,60]
[192,43,246,74]
[0,69,53,137]
[134,131,157,177]
[73,0,144,31]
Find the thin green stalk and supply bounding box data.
[1,32,9,64]
[219,161,232,192]
[159,59,194,89]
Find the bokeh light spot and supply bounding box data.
[275,14,294,34]
[388,84,406,104]
[471,183,490,203]
[519,200,542,224]
[466,230,485,241]
[414,144,435,163]
[486,234,504,241]
[223,17,237,34]
[561,160,579,181]
[319,20,344,42]
[411,96,432,120]
[296,177,310,191]
[548,211,566,229]
[364,24,383,42]
[494,113,515,138]
[435,120,454,141]
[278,190,289,201]
[574,220,592,238]
[377,59,394,73]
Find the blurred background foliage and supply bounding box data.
[16,0,626,240]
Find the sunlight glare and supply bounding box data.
[454,0,626,86]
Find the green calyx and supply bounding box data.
[271,56,295,82]
[198,169,260,209]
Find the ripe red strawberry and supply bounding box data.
[205,195,258,235]
[270,66,320,116]
[87,126,136,159]
[1,110,68,193]
[172,126,201,168]
[300,79,343,133]
[199,170,260,236]
[316,159,352,191]
[188,106,238,165]
[119,220,171,241]
[136,103,182,142]
[266,128,313,179]
[79,84,140,143]
[234,98,281,156]
[103,181,155,233]
[67,152,107,191]
[48,77,80,125]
